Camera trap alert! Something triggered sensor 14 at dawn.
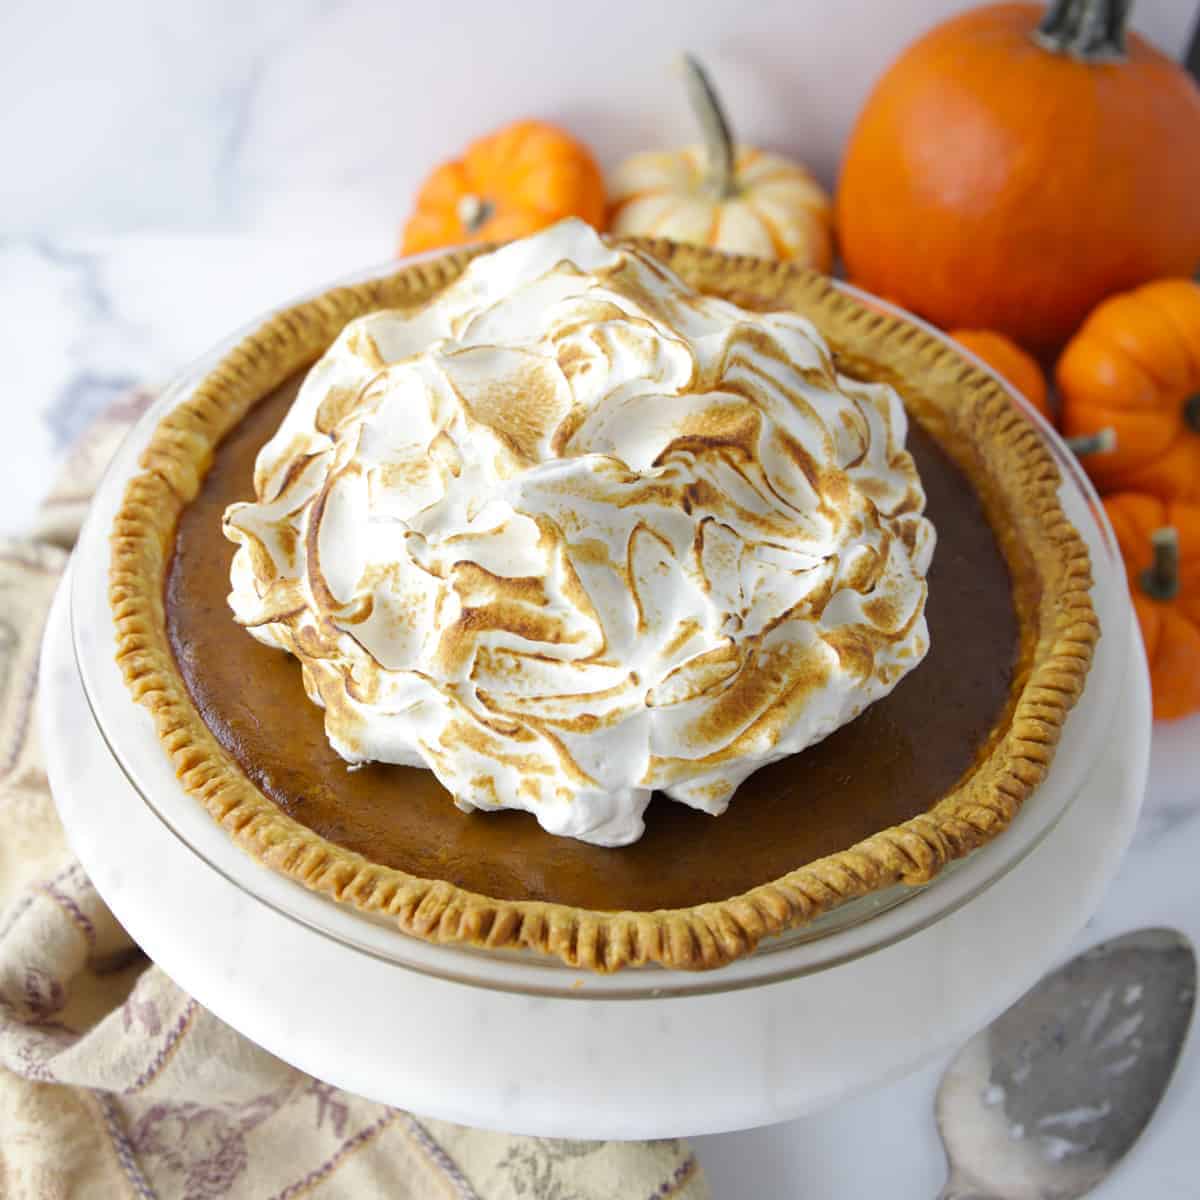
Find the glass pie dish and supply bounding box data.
[69,262,1133,1000]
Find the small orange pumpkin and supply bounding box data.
[400,120,606,256]
[1058,279,1200,503]
[949,329,1051,421]
[1104,492,1200,720]
[837,1,1200,357]
[609,57,833,267]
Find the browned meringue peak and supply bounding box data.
[224,219,935,846]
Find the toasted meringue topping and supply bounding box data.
[224,219,935,846]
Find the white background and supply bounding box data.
[3,0,1196,234]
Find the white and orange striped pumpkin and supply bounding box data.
[609,58,833,269]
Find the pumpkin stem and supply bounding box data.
[1139,526,1180,603]
[1184,394,1200,434]
[1034,0,1130,61]
[680,54,737,200]
[1065,427,1117,457]
[457,194,494,235]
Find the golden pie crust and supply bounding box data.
[109,239,1098,972]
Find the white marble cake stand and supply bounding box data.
[44,563,1149,1139]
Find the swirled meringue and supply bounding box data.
[224,219,935,846]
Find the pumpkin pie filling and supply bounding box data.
[166,366,1024,913]
[110,234,1095,970]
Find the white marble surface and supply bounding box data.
[5,1,1193,236]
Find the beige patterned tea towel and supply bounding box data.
[0,389,710,1200]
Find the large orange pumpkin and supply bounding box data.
[400,120,606,256]
[837,1,1200,357]
[1104,492,1200,720]
[1059,278,1200,503]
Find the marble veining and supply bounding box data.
[0,230,385,535]
[27,237,146,448]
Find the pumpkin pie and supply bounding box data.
[109,226,1097,971]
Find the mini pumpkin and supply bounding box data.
[837,0,1200,356]
[400,120,606,256]
[949,329,1051,421]
[1104,492,1200,720]
[609,57,833,268]
[1059,278,1200,502]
